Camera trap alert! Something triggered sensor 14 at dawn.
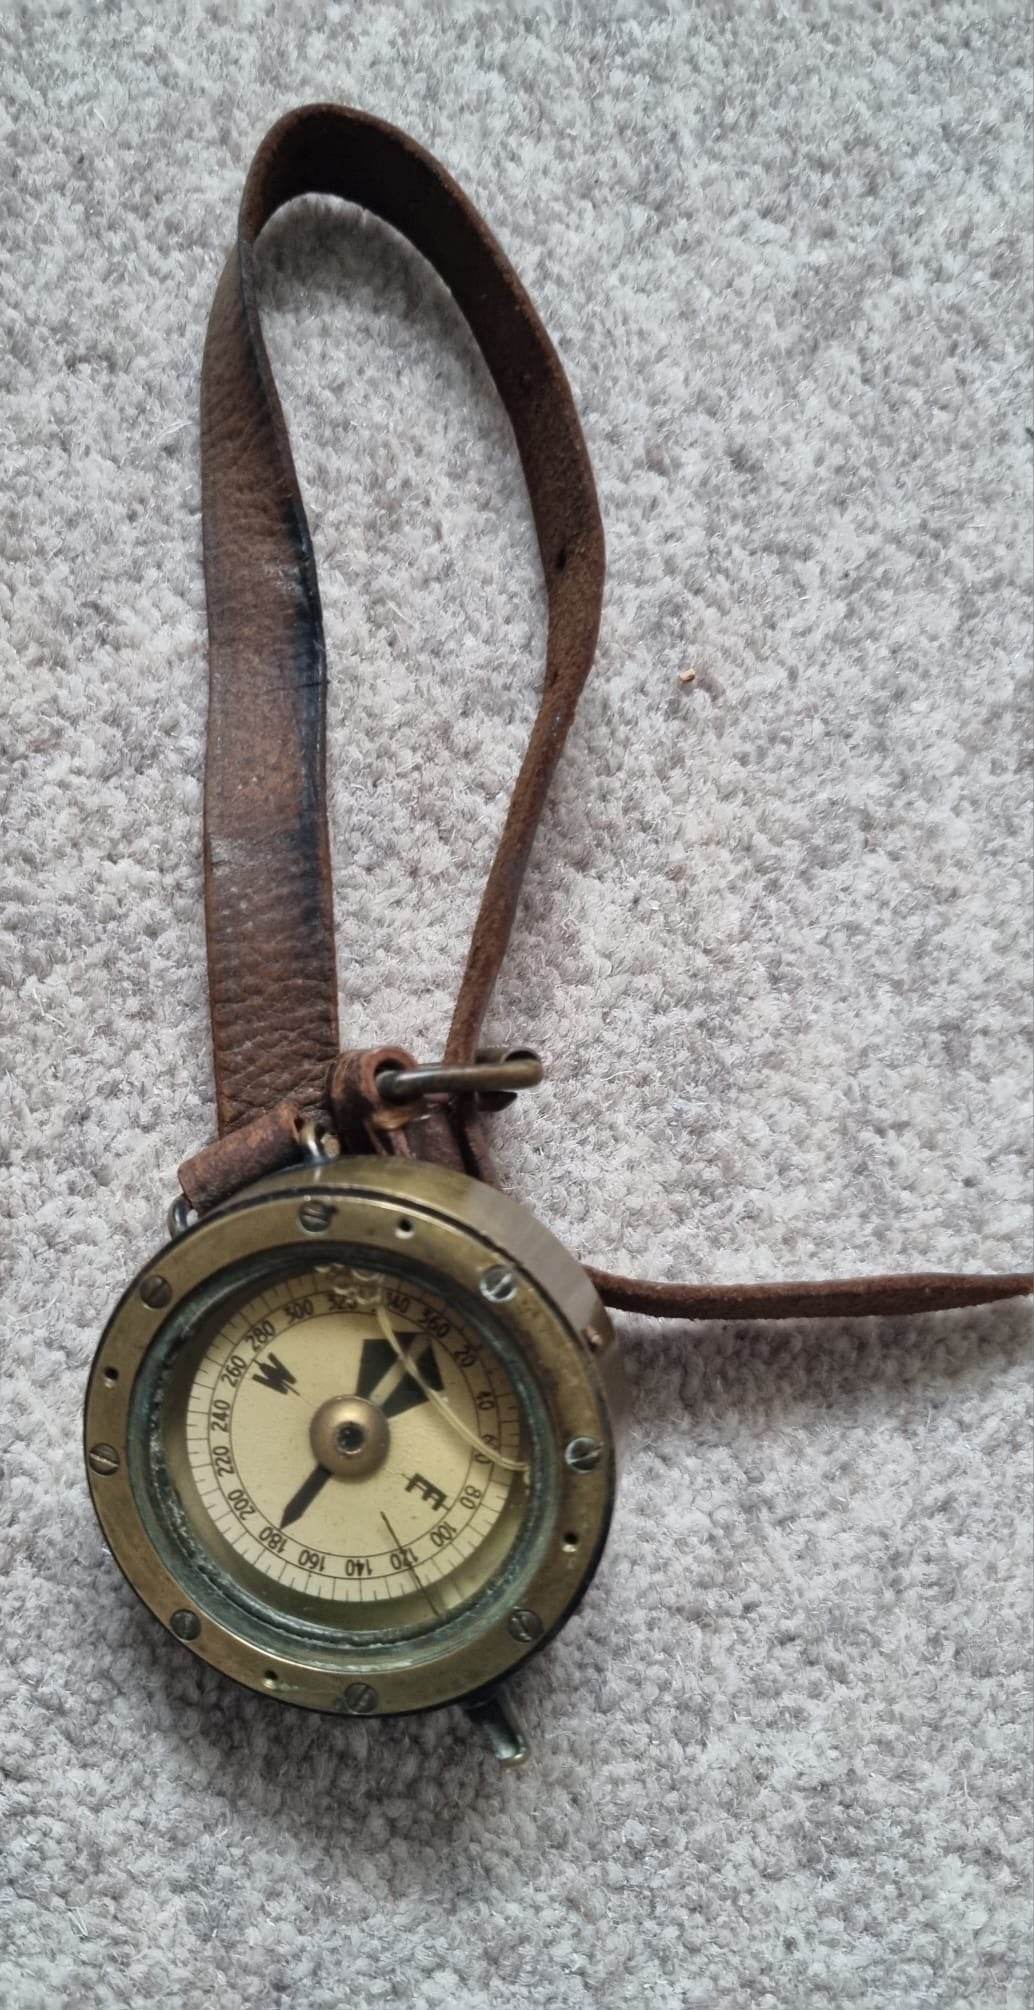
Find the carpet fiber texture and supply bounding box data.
[2,3,1031,2006]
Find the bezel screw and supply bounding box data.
[88,1443,120,1476]
[565,1436,603,1473]
[508,1608,543,1645]
[480,1265,518,1303]
[340,1682,379,1715]
[298,1200,334,1234]
[170,1609,201,1641]
[140,1274,172,1309]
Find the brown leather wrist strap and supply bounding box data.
[185,101,1032,1325]
[201,101,602,1132]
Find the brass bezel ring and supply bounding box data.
[85,1157,624,1717]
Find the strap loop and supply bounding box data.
[189,104,1031,1325]
[201,102,603,1132]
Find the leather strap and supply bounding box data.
[188,102,1031,1325]
[201,102,602,1131]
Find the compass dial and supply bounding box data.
[178,1263,527,1621]
[86,1160,621,1717]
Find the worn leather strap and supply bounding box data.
[189,102,1031,1324]
[201,101,602,1131]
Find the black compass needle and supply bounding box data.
[280,1464,330,1529]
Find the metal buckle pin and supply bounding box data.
[376,1049,543,1106]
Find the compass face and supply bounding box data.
[177,1263,528,1627]
[85,1160,623,1717]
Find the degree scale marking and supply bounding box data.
[191,1310,508,1591]
[182,1267,523,1608]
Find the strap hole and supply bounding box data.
[555,546,567,572]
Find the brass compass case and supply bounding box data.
[85,1159,625,1726]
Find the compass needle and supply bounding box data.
[374,1304,528,1475]
[280,1465,330,1530]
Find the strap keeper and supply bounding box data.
[176,1098,305,1218]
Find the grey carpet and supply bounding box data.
[2,3,1031,2006]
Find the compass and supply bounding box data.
[85,1157,625,1757]
[82,100,1029,1770]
